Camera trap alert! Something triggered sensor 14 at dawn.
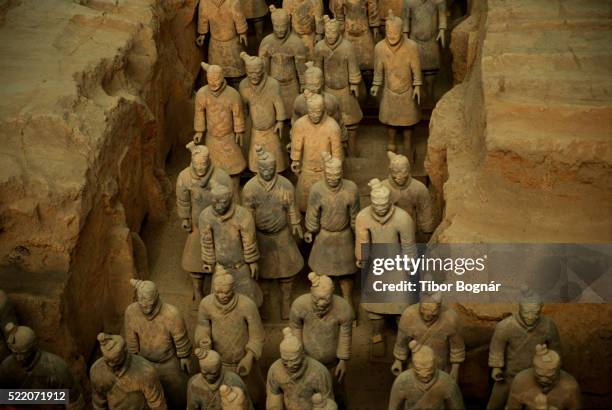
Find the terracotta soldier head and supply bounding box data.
[211,181,234,216]
[419,292,442,325]
[5,323,38,368]
[241,52,265,86]
[323,15,341,46]
[387,151,411,186]
[321,151,342,189]
[519,287,542,328]
[304,61,324,94]
[202,62,225,93]
[98,333,128,372]
[279,327,304,375]
[187,142,211,177]
[368,179,392,217]
[255,145,276,182]
[409,340,436,383]
[130,279,161,319]
[308,272,335,317]
[533,344,561,393]
[305,90,326,124]
[195,347,223,384]
[220,385,247,410]
[270,6,290,40]
[385,10,403,46]
[212,272,236,306]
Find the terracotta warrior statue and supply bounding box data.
[391,292,465,380]
[506,344,581,410]
[371,10,422,161]
[332,0,380,71]
[305,152,359,307]
[487,289,562,410]
[356,178,417,356]
[291,91,343,212]
[259,6,307,122]
[196,0,248,81]
[194,62,247,188]
[187,348,252,410]
[124,279,192,409]
[312,393,338,410]
[239,52,288,173]
[199,182,263,306]
[0,289,17,363]
[290,273,354,406]
[383,151,434,238]
[195,273,266,406]
[315,16,363,157]
[221,385,250,410]
[282,0,324,58]
[242,146,303,319]
[388,340,465,410]
[91,333,166,410]
[0,323,84,410]
[177,142,232,301]
[266,327,334,409]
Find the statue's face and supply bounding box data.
[11,345,37,368]
[281,350,304,374]
[390,165,410,186]
[414,360,435,383]
[534,364,559,390]
[371,199,391,217]
[192,154,210,177]
[419,302,441,324]
[258,161,276,181]
[207,70,224,92]
[386,23,402,46]
[311,291,333,316]
[137,291,158,316]
[325,168,342,188]
[104,347,127,372]
[519,303,542,326]
[214,283,234,305]
[202,361,222,384]
[212,194,232,215]
[305,76,323,94]
[273,22,289,39]
[307,101,325,124]
[325,25,339,44]
[247,66,264,85]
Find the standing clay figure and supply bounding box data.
[356,178,417,356]
[259,6,307,120]
[305,152,359,306]
[282,0,324,58]
[221,385,250,410]
[266,327,334,409]
[0,323,84,410]
[195,273,266,406]
[187,348,252,410]
[194,63,247,186]
[199,182,263,306]
[406,0,447,107]
[371,11,422,161]
[383,151,434,237]
[388,341,465,410]
[124,279,192,409]
[315,16,363,157]
[391,292,465,380]
[486,290,562,410]
[196,0,248,81]
[0,290,17,363]
[177,142,232,301]
[239,53,287,173]
[90,333,167,410]
[291,91,343,212]
[332,0,380,71]
[290,273,354,406]
[312,393,338,410]
[506,344,581,410]
[242,146,304,319]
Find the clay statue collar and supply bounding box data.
[386,36,404,53]
[370,205,395,225]
[191,165,214,188]
[325,35,343,51]
[514,312,540,332]
[113,353,132,378]
[143,299,163,321]
[211,0,226,8]
[209,80,227,98]
[252,75,268,96]
[387,176,412,191]
[288,357,308,381]
[22,349,42,372]
[214,293,238,314]
[257,173,278,192]
[216,202,236,222]
[416,369,439,392]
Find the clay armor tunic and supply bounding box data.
[388,369,465,410]
[292,91,346,141]
[333,0,380,70]
[176,166,232,273]
[314,37,363,126]
[266,356,334,410]
[406,0,447,71]
[194,83,247,175]
[259,33,307,118]
[355,206,417,314]
[305,179,360,276]
[242,175,304,279]
[506,369,581,410]
[373,37,422,126]
[383,177,434,233]
[393,304,465,373]
[90,354,167,410]
[187,370,252,410]
[198,0,248,77]
[289,294,354,366]
[239,76,288,173]
[283,0,324,58]
[290,115,344,212]
[124,302,192,408]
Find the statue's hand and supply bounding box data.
[370,85,379,97]
[450,363,460,382]
[492,367,504,382]
[303,231,313,243]
[249,263,259,280]
[179,357,191,373]
[413,85,421,105]
[235,132,244,146]
[181,218,192,233]
[194,132,203,144]
[335,359,347,383]
[350,84,359,98]
[237,351,254,376]
[195,34,206,47]
[202,263,214,273]
[239,33,248,47]
[274,121,283,140]
[292,224,304,239]
[356,260,364,268]
[436,28,446,48]
[291,160,301,175]
[391,359,403,376]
